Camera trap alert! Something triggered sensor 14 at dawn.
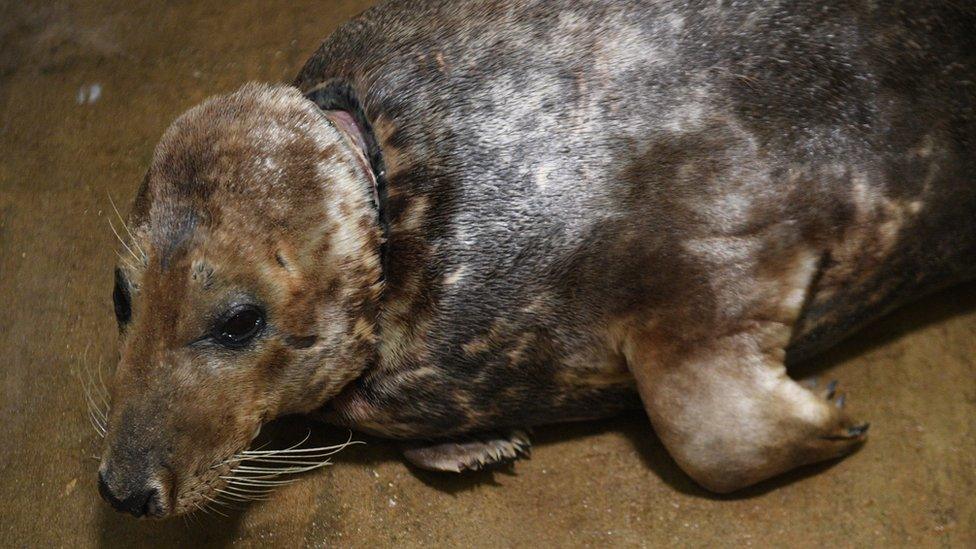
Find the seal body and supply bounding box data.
[98,0,976,513]
[295,0,976,440]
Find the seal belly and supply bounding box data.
[326,309,643,439]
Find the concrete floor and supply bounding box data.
[1,1,974,546]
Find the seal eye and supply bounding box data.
[113,268,132,326]
[213,305,265,348]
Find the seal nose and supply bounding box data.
[98,470,162,518]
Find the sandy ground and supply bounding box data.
[1,1,974,546]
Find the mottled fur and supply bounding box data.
[297,0,976,438]
[100,85,383,515]
[99,0,975,516]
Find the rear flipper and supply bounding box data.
[625,321,869,493]
[401,429,532,472]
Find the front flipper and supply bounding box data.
[401,429,532,473]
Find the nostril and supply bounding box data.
[119,487,157,518]
[140,488,162,518]
[97,471,163,518]
[98,471,124,510]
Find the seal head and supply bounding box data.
[98,83,382,517]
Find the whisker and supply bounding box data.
[78,343,112,440]
[214,488,265,505]
[207,498,235,509]
[114,250,137,272]
[207,430,362,511]
[215,494,256,504]
[242,440,358,461]
[233,457,341,466]
[204,502,229,517]
[95,359,111,410]
[107,217,141,263]
[83,374,108,422]
[211,498,245,512]
[88,404,106,432]
[225,477,300,487]
[239,433,361,457]
[246,439,274,453]
[221,484,274,495]
[193,494,222,515]
[81,345,101,400]
[247,430,313,453]
[203,491,236,507]
[229,472,308,482]
[218,430,313,466]
[229,473,294,481]
[239,442,357,456]
[216,490,270,503]
[87,408,106,438]
[222,477,298,487]
[79,344,92,389]
[218,485,274,496]
[108,193,147,260]
[84,391,108,432]
[233,462,333,476]
[90,412,106,437]
[189,503,207,521]
[243,444,360,458]
[234,463,330,472]
[83,381,108,432]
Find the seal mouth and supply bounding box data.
[86,361,365,519]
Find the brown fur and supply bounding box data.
[100,84,383,516]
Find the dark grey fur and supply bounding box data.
[294,0,975,439]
